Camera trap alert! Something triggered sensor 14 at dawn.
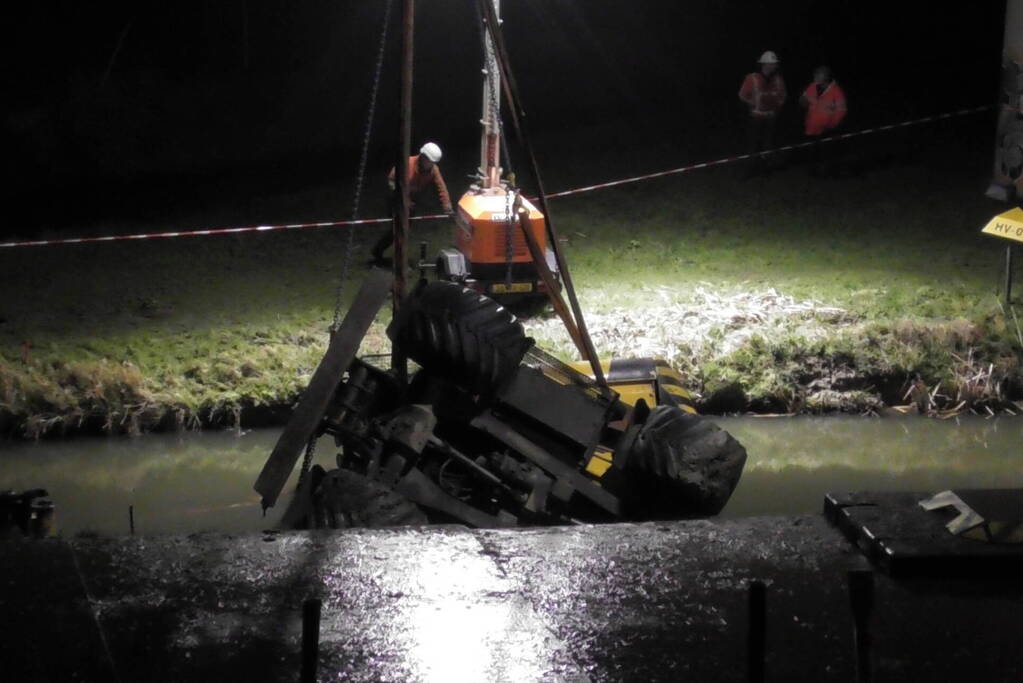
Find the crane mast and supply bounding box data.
[479,0,502,189]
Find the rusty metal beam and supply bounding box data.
[254,268,393,510]
[515,207,587,358]
[391,0,414,379]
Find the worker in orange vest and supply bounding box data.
[799,66,847,175]
[800,66,847,136]
[371,142,453,262]
[738,50,787,175]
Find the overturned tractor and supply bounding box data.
[256,275,747,530]
[254,0,746,530]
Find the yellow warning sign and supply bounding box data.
[982,207,1023,243]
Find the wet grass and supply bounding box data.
[2,117,1021,436]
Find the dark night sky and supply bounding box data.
[4,1,1008,233]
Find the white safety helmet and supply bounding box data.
[420,142,442,163]
[758,50,779,64]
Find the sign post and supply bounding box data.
[981,208,1023,304]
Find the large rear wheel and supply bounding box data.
[387,281,533,394]
[623,405,747,519]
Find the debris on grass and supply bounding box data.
[525,285,852,368]
[524,285,1021,417]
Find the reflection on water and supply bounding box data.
[0,416,1020,534]
[0,429,314,535]
[714,415,1023,517]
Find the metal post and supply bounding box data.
[129,505,135,535]
[1006,244,1014,305]
[391,0,414,381]
[747,580,766,683]
[848,570,874,683]
[300,598,322,683]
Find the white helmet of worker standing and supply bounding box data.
[758,50,779,64]
[420,142,442,163]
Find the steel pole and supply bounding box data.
[1006,244,1014,305]
[392,0,414,378]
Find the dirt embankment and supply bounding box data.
[524,287,1023,418]
[3,287,1021,439]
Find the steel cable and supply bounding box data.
[331,0,395,331]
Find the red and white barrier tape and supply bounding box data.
[1,105,991,250]
[546,105,992,199]
[0,214,448,250]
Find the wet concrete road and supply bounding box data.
[2,517,1021,682]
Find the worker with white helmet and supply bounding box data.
[738,50,788,175]
[372,142,453,262]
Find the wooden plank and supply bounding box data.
[825,490,1023,577]
[254,268,393,509]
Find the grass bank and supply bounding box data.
[2,116,1021,437]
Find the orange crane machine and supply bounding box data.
[434,0,558,309]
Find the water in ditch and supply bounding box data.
[1,415,1020,535]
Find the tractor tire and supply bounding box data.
[388,281,533,395]
[624,405,747,519]
[313,468,428,529]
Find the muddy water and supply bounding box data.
[0,430,297,536]
[1,416,1020,535]
[716,415,1023,517]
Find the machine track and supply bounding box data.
[313,467,427,528]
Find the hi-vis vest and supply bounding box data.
[739,72,787,119]
[803,81,847,136]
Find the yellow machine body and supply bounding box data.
[563,357,697,478]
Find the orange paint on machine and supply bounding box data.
[455,191,546,266]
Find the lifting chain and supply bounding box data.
[296,433,318,494]
[318,0,393,491]
[331,0,395,332]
